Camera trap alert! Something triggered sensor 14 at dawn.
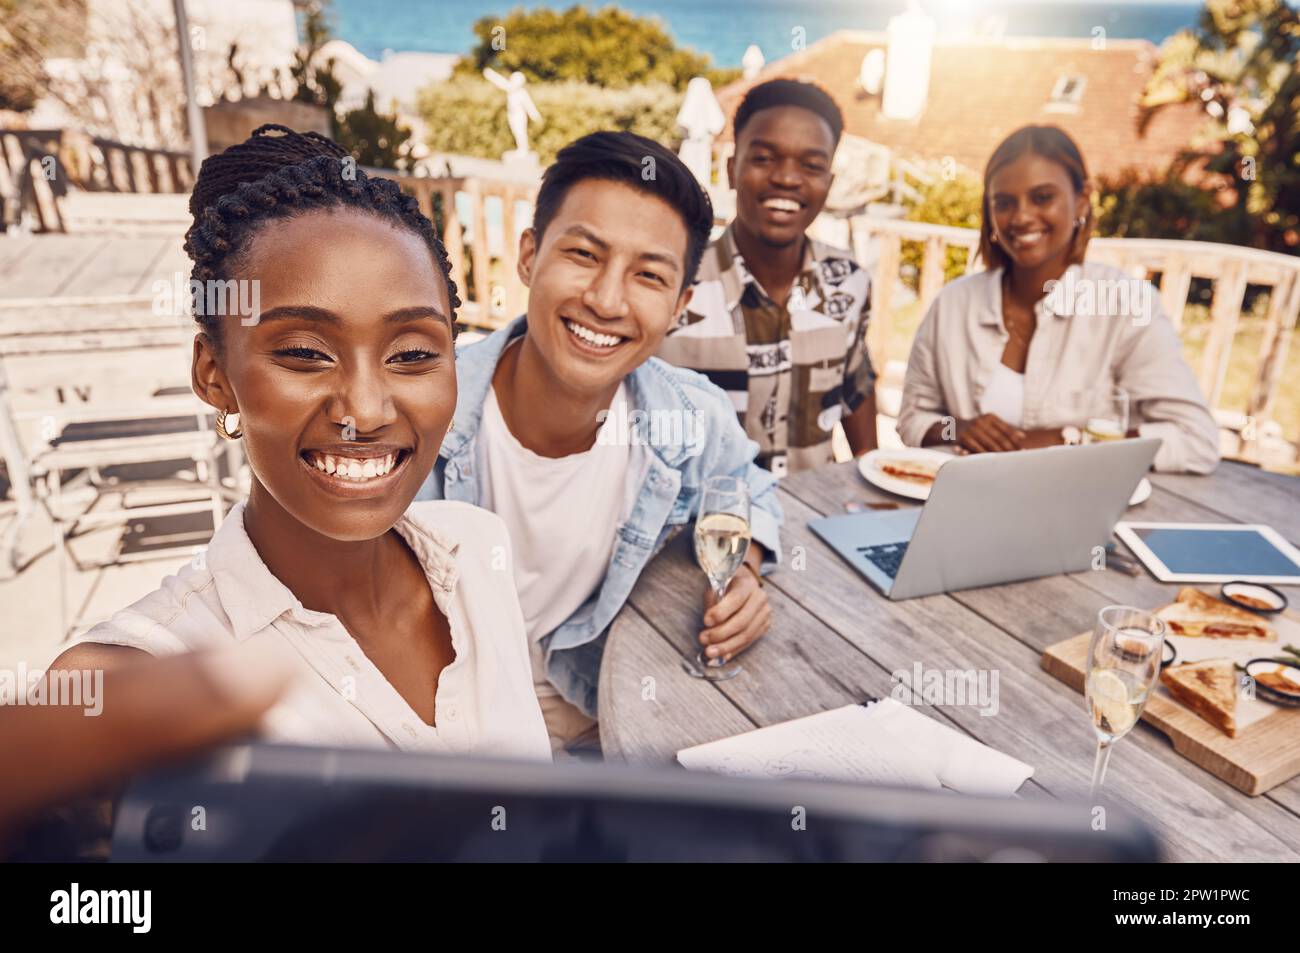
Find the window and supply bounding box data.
[1046,74,1087,112]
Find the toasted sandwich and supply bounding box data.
[878,458,941,486]
[1155,587,1276,641]
[1161,658,1238,737]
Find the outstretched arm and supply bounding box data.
[1,642,293,856]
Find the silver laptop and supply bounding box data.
[809,439,1161,600]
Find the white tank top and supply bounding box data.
[979,361,1025,427]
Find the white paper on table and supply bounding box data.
[676,698,1034,797]
[1157,611,1300,731]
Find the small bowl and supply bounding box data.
[1161,640,1178,669]
[1115,632,1164,665]
[1243,658,1300,707]
[1220,581,1288,615]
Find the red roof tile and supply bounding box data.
[716,31,1208,182]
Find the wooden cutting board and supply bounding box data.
[1041,602,1300,796]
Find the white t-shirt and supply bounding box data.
[477,380,632,699]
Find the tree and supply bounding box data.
[0,0,62,112]
[0,0,192,146]
[901,163,983,283]
[1140,0,1300,253]
[287,1,411,170]
[291,0,342,111]
[1093,167,1244,245]
[453,6,739,91]
[337,90,413,170]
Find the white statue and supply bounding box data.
[483,67,541,159]
[742,44,765,80]
[676,77,725,186]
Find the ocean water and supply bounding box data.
[333,0,1203,68]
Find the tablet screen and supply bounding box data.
[1133,527,1300,576]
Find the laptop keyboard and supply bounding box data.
[856,542,909,580]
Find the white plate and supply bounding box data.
[1128,477,1152,507]
[857,448,953,501]
[857,451,1151,506]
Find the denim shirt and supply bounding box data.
[416,316,783,717]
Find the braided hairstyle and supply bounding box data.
[184,124,460,349]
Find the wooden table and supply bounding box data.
[597,459,1300,862]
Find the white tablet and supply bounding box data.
[1115,522,1300,584]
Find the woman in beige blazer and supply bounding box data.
[897,125,1219,474]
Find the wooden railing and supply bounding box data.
[369,170,537,330]
[0,129,193,233]
[1,130,68,232]
[847,217,982,374]
[85,137,193,194]
[1085,238,1300,427]
[848,216,1300,457]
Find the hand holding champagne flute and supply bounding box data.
[693,476,751,681]
[1085,605,1166,796]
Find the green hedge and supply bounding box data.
[1093,168,1252,247]
[418,79,683,167]
[901,165,984,286]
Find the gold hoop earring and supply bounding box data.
[215,409,242,440]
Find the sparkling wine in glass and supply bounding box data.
[1085,605,1166,796]
[693,476,751,681]
[1084,386,1129,443]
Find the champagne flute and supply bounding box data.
[1084,385,1129,443]
[1084,605,1166,797]
[692,475,751,681]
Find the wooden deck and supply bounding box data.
[0,232,190,301]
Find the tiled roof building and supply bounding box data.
[715,29,1207,180]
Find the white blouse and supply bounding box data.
[897,262,1220,474]
[76,500,552,762]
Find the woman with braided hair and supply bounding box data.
[50,126,552,761]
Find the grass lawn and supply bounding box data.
[1178,304,1300,445]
